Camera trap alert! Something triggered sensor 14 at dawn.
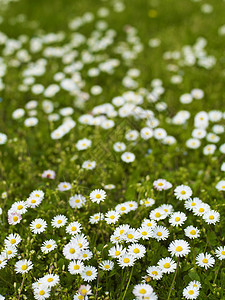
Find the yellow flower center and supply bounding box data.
[63,185,67,188]
[176,246,183,252]
[142,231,147,235]
[78,243,82,248]
[147,223,151,227]
[158,182,163,186]
[96,194,101,199]
[115,251,120,256]
[175,217,180,222]
[74,265,79,270]
[191,202,196,206]
[209,215,214,220]
[199,208,204,212]
[47,278,53,282]
[155,212,161,218]
[39,290,45,295]
[202,258,208,263]
[57,220,62,224]
[13,216,18,222]
[86,270,92,276]
[110,215,115,219]
[46,244,51,249]
[83,254,87,258]
[120,207,126,211]
[190,230,196,235]
[181,190,186,195]
[36,224,41,229]
[188,290,194,295]
[71,226,77,231]
[21,265,27,270]
[127,234,133,239]
[104,265,110,269]
[70,248,75,254]
[120,230,124,234]
[10,239,16,244]
[139,288,146,294]
[123,258,130,263]
[31,199,36,203]
[7,250,12,255]
[221,251,225,255]
[94,216,99,219]
[133,248,139,254]
[17,205,23,210]
[164,263,170,268]
[152,271,158,276]
[75,199,80,203]
[157,232,162,236]
[81,289,87,294]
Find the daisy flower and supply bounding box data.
[71,233,89,250]
[152,226,169,241]
[39,274,59,288]
[11,201,27,215]
[187,280,202,290]
[0,255,7,270]
[196,253,215,269]
[33,285,50,300]
[184,226,200,239]
[132,284,153,298]
[41,170,55,179]
[30,190,44,200]
[140,198,155,207]
[15,259,33,274]
[108,244,126,258]
[3,245,17,259]
[192,203,210,216]
[215,246,225,260]
[118,254,136,268]
[121,152,135,163]
[184,198,202,211]
[69,194,86,209]
[78,284,92,296]
[105,210,120,224]
[160,204,174,215]
[51,215,68,228]
[158,257,177,274]
[124,229,140,243]
[81,266,98,282]
[8,212,22,225]
[89,189,106,204]
[216,180,225,191]
[153,179,172,191]
[146,266,163,280]
[79,249,93,261]
[68,260,84,274]
[168,239,190,257]
[26,196,42,208]
[99,260,114,271]
[169,212,187,227]
[141,219,157,229]
[104,184,116,190]
[41,239,57,254]
[58,182,72,191]
[82,160,96,170]
[138,226,153,240]
[63,241,81,260]
[202,210,220,224]
[115,203,130,214]
[149,208,167,221]
[174,185,192,200]
[30,218,47,234]
[128,243,146,259]
[66,221,82,235]
[4,233,22,247]
[89,213,104,224]
[183,286,199,299]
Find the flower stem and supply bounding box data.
[18,274,26,300]
[121,266,133,300]
[213,261,222,284]
[167,257,180,300]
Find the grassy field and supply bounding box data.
[0,0,225,299]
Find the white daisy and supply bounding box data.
[69,194,86,209]
[195,253,215,269]
[15,259,33,274]
[51,215,68,228]
[39,274,60,287]
[174,185,192,200]
[184,226,200,239]
[89,213,104,224]
[192,203,210,216]
[128,243,146,259]
[66,221,82,235]
[138,226,153,240]
[118,254,136,268]
[158,257,177,274]
[4,233,22,247]
[30,218,47,234]
[68,260,84,274]
[108,244,126,258]
[152,226,169,241]
[132,284,153,298]
[146,266,163,280]
[81,266,98,282]
[184,198,202,211]
[121,152,135,163]
[99,260,114,271]
[89,189,106,204]
[183,286,199,299]
[11,201,27,215]
[215,246,225,260]
[105,210,120,224]
[168,239,190,257]
[202,210,220,224]
[41,239,57,254]
[169,212,187,227]
[58,182,72,191]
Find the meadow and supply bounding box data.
[0,0,225,299]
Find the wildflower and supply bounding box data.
[81,266,98,282]
[51,215,68,228]
[202,210,220,224]
[68,260,84,274]
[153,179,172,191]
[128,243,146,259]
[30,218,47,234]
[168,239,190,257]
[152,226,169,241]
[169,212,187,227]
[66,221,82,235]
[132,284,153,298]
[15,259,33,274]
[90,189,106,204]
[41,239,57,254]
[174,185,192,200]
[99,260,114,271]
[108,244,126,258]
[58,182,72,191]
[89,213,104,224]
[146,266,163,280]
[215,246,225,260]
[69,194,86,209]
[184,226,200,239]
[121,152,135,163]
[4,233,22,247]
[8,212,22,225]
[158,257,177,274]
[183,286,199,299]
[41,170,55,179]
[118,254,136,268]
[196,253,215,269]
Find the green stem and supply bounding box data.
[121,266,133,300]
[167,257,180,300]
[18,274,26,300]
[213,261,222,284]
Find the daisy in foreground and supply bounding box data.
[132,284,155,298]
[89,189,106,204]
[195,253,215,269]
[174,185,192,200]
[183,286,199,299]
[215,246,225,260]
[15,259,33,274]
[168,239,190,257]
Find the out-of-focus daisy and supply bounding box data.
[41,170,55,179]
[132,284,153,298]
[69,194,86,209]
[58,182,72,191]
[121,152,135,163]
[153,179,172,191]
[216,180,225,191]
[89,213,104,224]
[140,198,155,207]
[174,185,192,200]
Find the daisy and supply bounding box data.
[152,226,169,241]
[41,239,57,254]
[215,246,225,260]
[0,255,7,270]
[187,281,202,290]
[158,257,177,274]
[113,142,126,152]
[63,241,81,260]
[192,203,210,216]
[104,184,116,190]
[41,170,55,179]
[132,284,153,298]
[89,189,106,204]
[69,194,86,209]
[146,266,163,280]
[15,259,33,274]
[8,212,22,225]
[58,182,72,191]
[30,218,47,234]
[126,201,138,211]
[121,152,135,163]
[78,284,92,296]
[138,226,153,240]
[0,133,7,145]
[71,233,89,250]
[128,243,146,259]
[160,204,174,215]
[124,229,140,243]
[168,239,190,257]
[141,219,157,229]
[30,190,44,200]
[118,254,136,268]
[184,198,202,211]
[39,274,59,287]
[105,210,120,224]
[183,286,199,299]
[26,196,42,208]
[82,160,96,170]
[115,203,130,214]
[76,138,92,150]
[3,245,17,259]
[4,233,22,247]
[203,144,216,155]
[153,179,172,191]
[196,253,215,269]
[11,201,27,215]
[79,249,93,261]
[66,221,82,235]
[108,244,126,258]
[174,185,192,200]
[51,215,68,228]
[169,212,187,227]
[202,210,220,224]
[81,266,98,282]
[89,213,104,224]
[99,260,114,271]
[216,180,225,191]
[33,285,50,300]
[184,226,200,239]
[140,198,155,207]
[68,260,84,274]
[149,208,167,221]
